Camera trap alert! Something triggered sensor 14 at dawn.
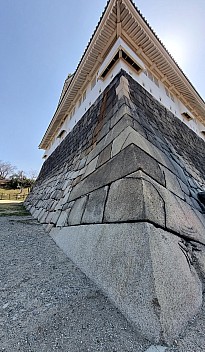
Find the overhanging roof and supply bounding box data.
[39,0,205,150]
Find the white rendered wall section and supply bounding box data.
[43,39,205,158]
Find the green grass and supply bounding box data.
[0,203,30,216]
[0,188,29,201]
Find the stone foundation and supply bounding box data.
[50,222,202,344]
[25,70,205,344]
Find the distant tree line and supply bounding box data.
[0,160,37,191]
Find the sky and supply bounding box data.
[0,0,204,176]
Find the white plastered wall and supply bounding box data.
[43,39,205,158]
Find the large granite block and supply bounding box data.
[50,222,202,344]
[82,186,108,224]
[110,124,184,184]
[160,165,185,200]
[97,143,112,168]
[56,210,69,227]
[69,144,165,201]
[104,178,165,226]
[110,103,132,129]
[38,210,49,223]
[86,113,134,165]
[50,210,61,225]
[126,169,205,244]
[68,196,88,225]
[161,188,205,244]
[83,156,99,179]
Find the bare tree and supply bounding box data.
[28,169,38,181]
[0,160,16,179]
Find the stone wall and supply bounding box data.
[25,70,205,344]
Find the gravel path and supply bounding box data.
[0,215,150,352]
[1,214,205,352]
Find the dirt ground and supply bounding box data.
[0,212,150,352]
[0,206,205,351]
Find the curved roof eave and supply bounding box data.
[39,0,205,150]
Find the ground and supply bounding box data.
[0,203,150,352]
[0,188,29,201]
[0,202,204,351]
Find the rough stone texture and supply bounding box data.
[126,169,205,244]
[128,76,205,180]
[25,70,205,344]
[69,144,165,201]
[97,143,112,168]
[25,71,205,228]
[83,156,99,179]
[104,178,165,226]
[160,165,185,200]
[82,186,108,224]
[56,210,69,227]
[146,347,167,352]
[162,191,205,244]
[68,196,87,226]
[0,215,151,352]
[50,222,202,344]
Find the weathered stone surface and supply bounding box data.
[128,73,205,179]
[187,176,198,189]
[106,114,133,145]
[38,210,49,223]
[110,103,132,129]
[194,244,205,280]
[26,72,205,229]
[25,71,205,345]
[104,178,165,226]
[110,125,184,183]
[50,222,202,344]
[68,196,88,225]
[56,210,69,227]
[126,169,205,243]
[97,143,112,168]
[97,119,110,143]
[37,209,45,222]
[111,126,149,157]
[193,207,205,230]
[50,223,161,342]
[169,158,188,186]
[132,118,147,139]
[50,200,58,211]
[83,156,98,179]
[149,227,202,343]
[69,144,165,201]
[179,178,190,196]
[116,76,130,99]
[63,184,72,197]
[111,126,133,156]
[50,210,61,225]
[82,186,108,224]
[189,194,203,212]
[52,190,63,200]
[45,211,55,224]
[60,192,71,206]
[54,199,64,211]
[86,113,134,165]
[159,187,205,244]
[29,206,36,215]
[128,169,205,243]
[160,165,185,199]
[33,209,41,219]
[78,156,87,169]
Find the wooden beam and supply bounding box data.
[116,0,122,37]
